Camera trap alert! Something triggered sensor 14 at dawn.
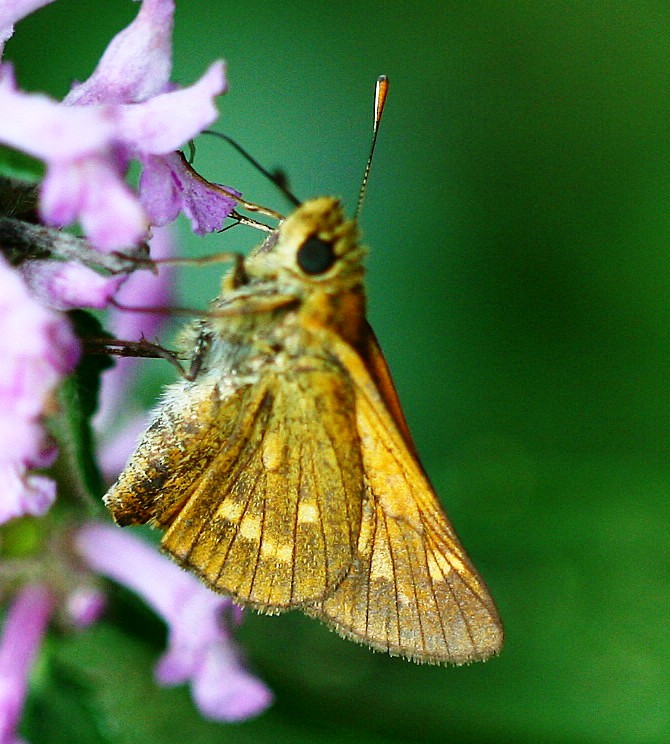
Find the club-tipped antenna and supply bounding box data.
[355,75,389,220]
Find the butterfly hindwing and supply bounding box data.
[104,380,255,528]
[158,356,364,610]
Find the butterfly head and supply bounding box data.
[246,197,365,293]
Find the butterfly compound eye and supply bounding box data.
[296,236,337,275]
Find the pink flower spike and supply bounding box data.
[140,152,239,234]
[0,0,56,58]
[64,0,175,106]
[20,260,127,310]
[1,1,232,248]
[0,256,80,522]
[0,69,149,251]
[75,523,273,722]
[0,585,55,744]
[0,253,79,366]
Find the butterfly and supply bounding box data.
[103,194,504,664]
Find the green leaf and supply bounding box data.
[54,311,114,507]
[0,146,43,183]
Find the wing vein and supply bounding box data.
[179,436,258,567]
[399,524,428,657]
[215,454,263,586]
[305,376,355,548]
[380,508,401,652]
[363,504,377,640]
[429,533,477,655]
[248,475,267,601]
[290,437,302,603]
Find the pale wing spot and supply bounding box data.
[216,499,245,523]
[262,429,284,471]
[260,539,277,559]
[297,502,319,523]
[427,553,446,582]
[238,514,262,541]
[427,549,467,581]
[276,542,294,563]
[259,539,292,563]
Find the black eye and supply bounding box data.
[296,236,336,275]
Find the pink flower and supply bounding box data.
[0,463,56,525]
[20,260,127,310]
[76,523,273,722]
[63,0,174,106]
[0,255,80,525]
[0,0,235,251]
[0,585,55,744]
[140,152,240,234]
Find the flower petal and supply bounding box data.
[136,154,179,225]
[0,256,79,490]
[192,644,273,722]
[0,464,56,525]
[0,65,117,161]
[64,0,175,106]
[64,586,107,629]
[0,585,54,744]
[20,260,127,310]
[40,156,148,251]
[119,61,226,154]
[75,523,272,722]
[0,419,45,469]
[140,152,238,234]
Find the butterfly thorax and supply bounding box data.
[184,285,367,384]
[181,196,369,380]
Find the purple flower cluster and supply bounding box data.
[0,253,80,524]
[0,0,237,251]
[0,0,272,738]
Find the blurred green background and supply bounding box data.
[7,1,670,742]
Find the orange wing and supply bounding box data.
[105,360,364,610]
[307,330,504,664]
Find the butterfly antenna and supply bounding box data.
[355,75,389,220]
[202,130,301,207]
